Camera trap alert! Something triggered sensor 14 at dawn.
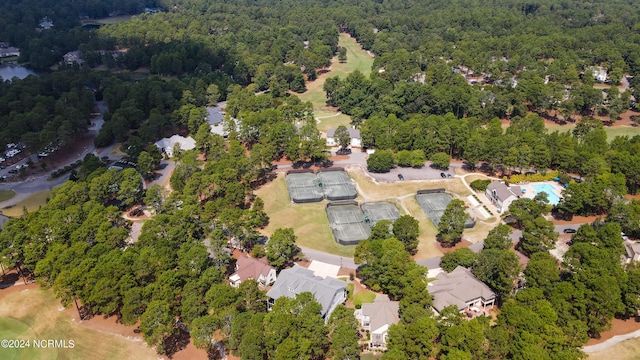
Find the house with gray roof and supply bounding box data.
[427,266,496,315]
[624,240,640,264]
[326,127,361,148]
[354,295,399,349]
[266,265,346,321]
[485,180,522,213]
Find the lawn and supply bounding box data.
[81,15,133,26]
[403,196,443,260]
[255,174,355,257]
[349,168,472,199]
[353,291,376,308]
[0,287,158,360]
[256,169,478,259]
[2,190,50,217]
[0,190,16,202]
[588,337,640,360]
[533,123,640,141]
[298,33,374,130]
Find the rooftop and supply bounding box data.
[428,266,496,312]
[267,265,346,318]
[486,181,521,202]
[361,295,400,332]
[326,127,361,139]
[230,256,273,283]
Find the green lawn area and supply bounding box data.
[518,123,640,142]
[353,291,376,308]
[81,15,133,26]
[0,288,158,360]
[0,190,16,202]
[2,190,50,217]
[298,33,375,131]
[588,337,640,360]
[255,174,355,257]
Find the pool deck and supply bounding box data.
[519,181,564,205]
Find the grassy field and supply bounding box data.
[0,190,16,202]
[2,191,50,217]
[518,123,640,141]
[316,113,353,133]
[352,291,376,307]
[588,337,640,360]
[403,196,443,259]
[0,287,158,360]
[298,33,374,130]
[349,168,472,199]
[255,174,355,257]
[81,15,133,26]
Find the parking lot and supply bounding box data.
[368,162,456,182]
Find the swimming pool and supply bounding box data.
[532,183,561,205]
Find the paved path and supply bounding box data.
[583,329,640,353]
[299,246,357,269]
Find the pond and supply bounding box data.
[0,64,38,82]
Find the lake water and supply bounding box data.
[0,64,38,82]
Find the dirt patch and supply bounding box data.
[0,282,38,301]
[551,214,601,225]
[435,238,473,253]
[587,318,640,345]
[338,266,356,278]
[625,194,640,201]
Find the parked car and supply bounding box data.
[336,148,352,155]
[563,228,577,234]
[398,173,404,180]
[8,169,18,174]
[440,172,447,178]
[447,174,452,178]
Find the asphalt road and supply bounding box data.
[0,101,113,208]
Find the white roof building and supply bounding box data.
[154,135,196,157]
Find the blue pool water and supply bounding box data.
[532,183,560,205]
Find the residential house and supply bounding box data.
[624,240,640,264]
[229,256,277,288]
[354,295,399,349]
[63,51,84,65]
[0,46,19,58]
[38,17,54,30]
[266,265,346,320]
[485,180,522,213]
[428,266,496,315]
[326,127,361,148]
[154,135,196,157]
[591,66,608,82]
[207,107,228,137]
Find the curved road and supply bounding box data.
[0,101,116,208]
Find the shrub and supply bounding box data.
[505,170,559,184]
[470,179,491,191]
[430,152,450,169]
[395,150,414,167]
[367,150,395,173]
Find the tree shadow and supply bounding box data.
[164,328,191,358]
[0,272,19,289]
